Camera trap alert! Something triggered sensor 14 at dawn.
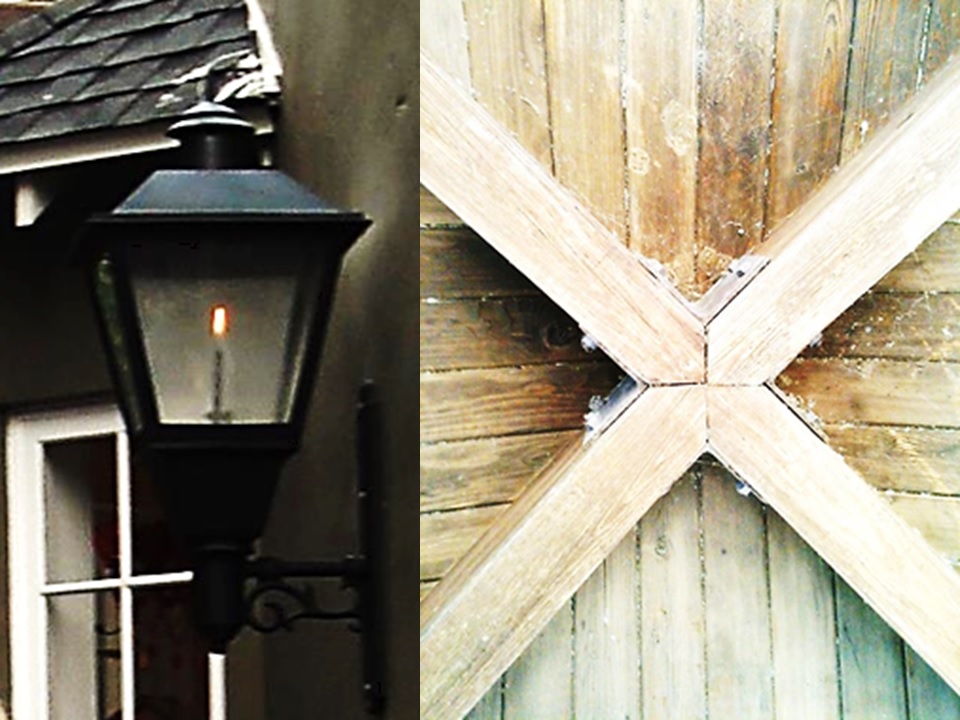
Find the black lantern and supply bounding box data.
[77,101,383,710]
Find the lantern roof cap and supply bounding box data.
[108,169,369,222]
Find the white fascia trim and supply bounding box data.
[245,0,283,95]
[0,106,275,176]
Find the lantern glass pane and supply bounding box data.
[125,235,320,425]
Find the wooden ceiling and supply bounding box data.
[422,1,960,717]
[422,0,960,296]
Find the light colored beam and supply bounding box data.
[709,55,960,384]
[709,385,960,695]
[420,386,707,719]
[420,53,704,384]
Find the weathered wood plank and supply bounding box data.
[420,228,538,300]
[823,424,960,495]
[875,223,960,293]
[419,362,621,443]
[420,386,706,719]
[464,0,552,170]
[421,185,463,227]
[925,2,960,81]
[421,53,705,384]
[420,504,507,581]
[887,493,960,569]
[841,0,928,160]
[503,604,573,720]
[768,510,840,720]
[420,431,579,513]
[767,0,853,229]
[709,57,960,384]
[777,358,960,428]
[905,645,960,719]
[465,681,503,720]
[419,297,591,371]
[420,0,472,85]
[708,386,960,697]
[639,472,706,719]
[836,577,908,720]
[702,464,774,719]
[623,1,699,295]
[544,0,626,237]
[803,292,960,362]
[572,529,640,718]
[696,0,777,289]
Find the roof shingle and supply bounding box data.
[0,0,274,146]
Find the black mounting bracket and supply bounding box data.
[240,383,386,716]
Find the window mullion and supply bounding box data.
[117,431,136,720]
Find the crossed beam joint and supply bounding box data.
[420,51,960,719]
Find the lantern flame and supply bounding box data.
[211,305,229,337]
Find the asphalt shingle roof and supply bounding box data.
[0,0,272,146]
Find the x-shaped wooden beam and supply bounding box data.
[420,52,960,719]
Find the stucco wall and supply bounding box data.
[263,1,416,718]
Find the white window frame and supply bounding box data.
[7,404,225,720]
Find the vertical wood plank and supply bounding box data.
[836,578,909,720]
[925,0,960,80]
[702,464,774,719]
[503,602,573,720]
[624,0,699,295]
[841,0,929,160]
[697,0,777,289]
[905,645,960,719]
[573,528,641,719]
[639,472,707,719]
[464,0,553,169]
[420,0,472,85]
[544,0,627,237]
[768,511,841,720]
[465,682,503,720]
[767,0,854,228]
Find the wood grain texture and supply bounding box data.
[420,431,579,513]
[887,493,960,569]
[623,0,699,295]
[767,0,853,228]
[768,510,841,720]
[696,0,777,289]
[503,604,573,719]
[422,53,705,383]
[420,228,538,300]
[777,358,960,428]
[639,472,706,720]
[420,386,706,719]
[544,0,626,237]
[874,222,960,292]
[823,424,960,495]
[803,291,960,361]
[708,385,960,697]
[572,530,641,718]
[464,0,552,170]
[421,185,463,227]
[419,362,622,443]
[420,297,591,371]
[702,464,774,719]
[835,578,908,720]
[841,0,928,159]
[709,58,960,384]
[420,504,506,581]
[905,645,960,718]
[925,1,960,80]
[420,0,472,85]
